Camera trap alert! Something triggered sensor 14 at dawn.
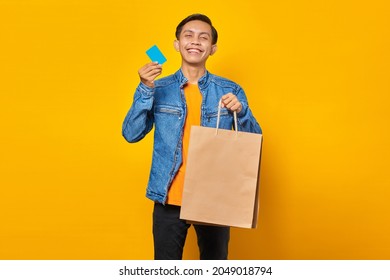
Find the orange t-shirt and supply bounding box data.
[166,83,202,206]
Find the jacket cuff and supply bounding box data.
[137,82,154,96]
[237,102,248,118]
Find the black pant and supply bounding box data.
[153,203,230,260]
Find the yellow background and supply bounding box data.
[1,0,389,259]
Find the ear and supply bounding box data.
[210,44,218,56]
[174,40,180,52]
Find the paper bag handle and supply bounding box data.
[216,99,238,136]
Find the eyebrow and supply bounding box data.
[183,30,211,37]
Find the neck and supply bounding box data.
[181,64,206,84]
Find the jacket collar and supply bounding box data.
[174,68,211,89]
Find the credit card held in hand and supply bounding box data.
[146,45,167,64]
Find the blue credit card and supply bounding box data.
[146,45,167,64]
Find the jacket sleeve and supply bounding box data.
[235,86,262,134]
[122,82,155,143]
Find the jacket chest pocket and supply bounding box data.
[154,106,184,134]
[206,109,233,129]
[206,109,229,122]
[155,106,183,118]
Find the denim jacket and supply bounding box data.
[122,69,262,204]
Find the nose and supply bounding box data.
[191,38,201,45]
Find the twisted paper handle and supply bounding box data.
[216,98,238,136]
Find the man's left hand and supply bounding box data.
[221,93,242,114]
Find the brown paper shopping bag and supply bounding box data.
[180,100,263,228]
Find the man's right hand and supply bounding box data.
[138,62,162,88]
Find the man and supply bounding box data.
[122,14,261,260]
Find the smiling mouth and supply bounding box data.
[187,48,203,54]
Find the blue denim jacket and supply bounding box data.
[122,69,262,204]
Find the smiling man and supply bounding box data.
[122,14,261,260]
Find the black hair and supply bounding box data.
[175,14,218,44]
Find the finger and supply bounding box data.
[221,94,242,112]
[226,101,237,110]
[142,67,162,78]
[138,62,155,74]
[138,63,162,76]
[139,68,162,82]
[223,96,237,108]
[143,61,160,69]
[140,68,162,86]
[221,93,234,101]
[221,93,237,106]
[149,71,162,81]
[139,66,162,77]
[230,102,242,112]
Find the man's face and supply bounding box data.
[174,20,217,67]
